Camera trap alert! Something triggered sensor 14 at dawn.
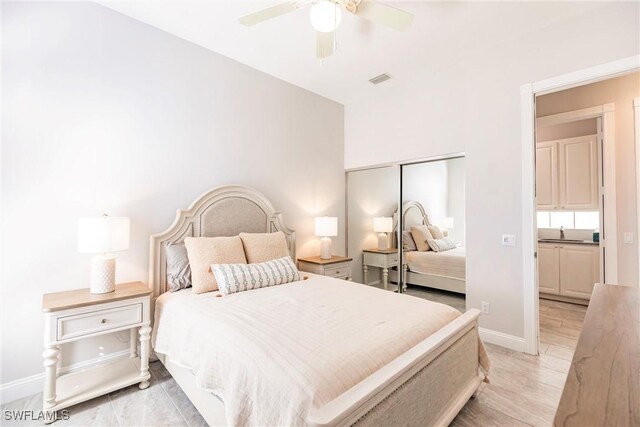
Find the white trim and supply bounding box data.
[478,327,526,353]
[532,56,640,95]
[0,349,131,405]
[536,105,605,127]
[520,55,639,356]
[520,83,539,355]
[634,97,640,287]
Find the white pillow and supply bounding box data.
[212,256,300,296]
[426,237,457,252]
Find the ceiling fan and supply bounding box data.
[239,0,414,58]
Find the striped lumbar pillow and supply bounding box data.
[211,256,301,296]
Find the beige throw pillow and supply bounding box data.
[428,225,445,240]
[239,231,290,263]
[184,236,247,294]
[426,237,457,252]
[411,226,433,252]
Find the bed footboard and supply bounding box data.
[309,309,482,427]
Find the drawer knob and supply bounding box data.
[101,318,107,324]
[336,271,340,274]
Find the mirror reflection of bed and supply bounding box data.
[397,157,466,312]
[346,157,466,313]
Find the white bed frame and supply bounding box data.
[391,201,466,295]
[150,185,482,426]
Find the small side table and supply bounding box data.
[363,249,399,290]
[41,282,152,423]
[297,255,353,280]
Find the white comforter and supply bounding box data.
[406,247,466,280]
[152,274,462,426]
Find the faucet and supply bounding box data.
[560,226,565,240]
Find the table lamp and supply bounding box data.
[373,217,393,250]
[314,216,338,260]
[438,217,454,235]
[78,215,130,294]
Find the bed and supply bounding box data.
[391,201,466,294]
[149,185,486,426]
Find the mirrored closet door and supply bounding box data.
[346,166,400,291]
[399,157,466,311]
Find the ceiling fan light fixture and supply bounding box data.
[310,1,342,33]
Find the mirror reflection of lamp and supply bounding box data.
[437,217,454,236]
[314,216,338,260]
[373,217,393,250]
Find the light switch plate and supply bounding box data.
[624,232,634,244]
[502,234,516,246]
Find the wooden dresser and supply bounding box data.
[554,283,639,427]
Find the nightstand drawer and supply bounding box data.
[57,303,142,341]
[325,262,351,278]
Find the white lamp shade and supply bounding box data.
[78,216,130,253]
[309,0,342,33]
[438,217,454,229]
[314,216,338,237]
[373,217,393,233]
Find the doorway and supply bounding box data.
[521,56,640,355]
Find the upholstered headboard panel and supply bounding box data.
[149,185,295,299]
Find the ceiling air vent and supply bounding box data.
[369,73,392,85]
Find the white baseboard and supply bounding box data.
[479,327,526,352]
[0,349,131,405]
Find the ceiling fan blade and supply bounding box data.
[316,31,336,59]
[239,3,298,26]
[355,1,413,31]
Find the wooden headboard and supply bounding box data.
[149,185,295,299]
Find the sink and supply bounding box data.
[538,238,585,243]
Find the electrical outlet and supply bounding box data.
[481,301,490,314]
[624,232,634,244]
[502,234,516,246]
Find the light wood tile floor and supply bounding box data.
[2,291,585,427]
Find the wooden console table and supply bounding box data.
[553,283,639,427]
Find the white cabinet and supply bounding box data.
[558,136,599,209]
[559,245,600,299]
[536,135,598,210]
[536,141,558,210]
[538,243,599,300]
[538,245,560,294]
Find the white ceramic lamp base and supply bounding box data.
[90,254,116,294]
[320,237,332,260]
[377,233,389,250]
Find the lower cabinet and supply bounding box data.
[538,243,599,300]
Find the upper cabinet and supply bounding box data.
[536,135,598,210]
[535,141,558,210]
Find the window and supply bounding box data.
[537,211,599,229]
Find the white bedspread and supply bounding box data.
[406,247,466,280]
[152,275,465,426]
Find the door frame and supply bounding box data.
[635,97,640,286]
[520,55,639,355]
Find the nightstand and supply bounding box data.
[363,248,399,290]
[297,255,353,280]
[41,282,152,423]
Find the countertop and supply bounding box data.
[538,239,599,246]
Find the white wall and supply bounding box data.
[446,158,466,244]
[1,1,344,401]
[345,1,639,341]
